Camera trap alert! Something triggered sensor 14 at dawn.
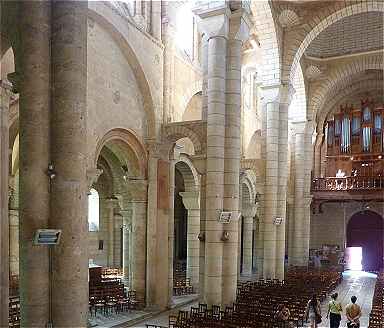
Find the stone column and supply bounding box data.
[289,122,306,266]
[168,160,175,305]
[19,2,51,325]
[130,180,148,302]
[180,191,200,291]
[261,87,280,278]
[222,31,244,306]
[0,80,12,327]
[150,0,162,40]
[121,209,132,285]
[313,133,324,178]
[50,1,88,326]
[9,209,19,276]
[275,85,291,280]
[241,205,257,276]
[146,143,159,308]
[106,198,119,267]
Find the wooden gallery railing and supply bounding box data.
[312,176,384,192]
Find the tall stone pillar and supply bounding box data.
[289,122,306,266]
[222,16,249,304]
[121,209,132,285]
[275,86,291,280]
[50,1,88,326]
[180,191,200,291]
[106,198,119,267]
[146,143,159,308]
[313,133,323,178]
[241,205,257,276]
[150,0,162,40]
[0,79,12,327]
[198,9,229,305]
[19,1,51,325]
[131,198,147,301]
[261,88,280,278]
[9,209,19,276]
[168,159,175,305]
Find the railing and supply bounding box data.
[312,176,384,191]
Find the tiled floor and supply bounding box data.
[97,271,377,328]
[304,271,377,328]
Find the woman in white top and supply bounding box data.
[305,294,322,328]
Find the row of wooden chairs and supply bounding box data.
[89,290,141,317]
[174,278,194,296]
[170,269,342,328]
[368,271,383,328]
[9,296,20,328]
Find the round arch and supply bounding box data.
[317,78,383,134]
[94,128,147,178]
[175,155,200,192]
[310,54,383,123]
[286,2,384,83]
[347,210,383,271]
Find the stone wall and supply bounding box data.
[310,202,384,250]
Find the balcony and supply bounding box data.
[312,176,384,192]
[311,176,384,205]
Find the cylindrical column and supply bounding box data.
[9,209,19,276]
[50,1,88,325]
[180,191,200,292]
[0,80,12,327]
[106,199,118,267]
[204,35,227,306]
[314,133,323,178]
[19,2,51,325]
[150,0,161,40]
[121,210,132,285]
[132,200,147,301]
[168,160,175,305]
[275,98,289,280]
[146,146,159,308]
[290,127,306,266]
[222,37,242,305]
[263,100,279,278]
[242,216,253,275]
[201,35,209,121]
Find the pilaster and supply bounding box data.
[0,79,12,327]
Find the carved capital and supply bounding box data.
[179,191,200,210]
[242,204,258,218]
[87,168,103,190]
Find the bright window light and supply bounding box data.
[175,3,194,58]
[88,188,100,232]
[346,247,362,271]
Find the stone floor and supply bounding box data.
[304,270,377,328]
[88,294,198,328]
[134,271,376,328]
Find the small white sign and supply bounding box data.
[219,211,232,223]
[274,217,284,225]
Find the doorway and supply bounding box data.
[347,210,383,271]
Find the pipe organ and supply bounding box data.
[325,100,384,178]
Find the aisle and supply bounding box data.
[307,271,376,328]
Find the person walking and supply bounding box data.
[305,294,322,328]
[346,296,362,328]
[326,292,342,328]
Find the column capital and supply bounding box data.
[193,2,229,39]
[261,83,295,106]
[242,204,258,218]
[105,196,120,209]
[179,191,200,210]
[86,168,103,190]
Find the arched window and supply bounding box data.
[88,188,100,232]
